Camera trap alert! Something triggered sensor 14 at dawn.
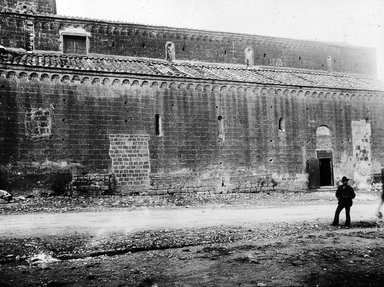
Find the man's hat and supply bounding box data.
[341,176,349,182]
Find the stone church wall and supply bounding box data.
[0,12,377,75]
[1,74,383,194]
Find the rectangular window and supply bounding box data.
[63,35,87,55]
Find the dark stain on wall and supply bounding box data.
[0,79,19,165]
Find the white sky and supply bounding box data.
[56,0,384,80]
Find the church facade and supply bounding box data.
[1,0,384,194]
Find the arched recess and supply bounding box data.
[316,125,332,150]
[313,125,334,187]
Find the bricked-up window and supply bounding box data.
[155,114,163,136]
[245,47,254,66]
[165,41,175,61]
[316,125,332,150]
[63,35,87,55]
[25,108,52,139]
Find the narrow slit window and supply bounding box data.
[155,114,163,136]
[279,117,285,132]
[218,115,225,142]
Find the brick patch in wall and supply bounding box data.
[68,173,115,196]
[147,174,280,195]
[109,134,150,194]
[24,108,52,139]
[352,120,372,185]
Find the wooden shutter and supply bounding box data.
[308,158,320,189]
[63,35,87,55]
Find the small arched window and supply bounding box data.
[245,46,254,66]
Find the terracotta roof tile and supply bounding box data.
[0,49,383,91]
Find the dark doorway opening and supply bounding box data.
[319,158,332,186]
[317,151,334,187]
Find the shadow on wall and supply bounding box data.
[0,160,81,196]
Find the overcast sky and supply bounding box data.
[56,0,384,80]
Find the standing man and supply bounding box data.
[332,176,356,228]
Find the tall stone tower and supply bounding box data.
[0,0,57,14]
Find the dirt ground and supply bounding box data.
[1,191,384,287]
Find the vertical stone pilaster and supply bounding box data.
[25,20,35,52]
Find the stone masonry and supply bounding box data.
[109,134,150,194]
[0,0,377,75]
[0,0,383,194]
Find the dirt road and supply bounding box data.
[2,195,384,287]
[0,202,379,238]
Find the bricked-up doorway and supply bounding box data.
[109,134,150,194]
[317,151,334,187]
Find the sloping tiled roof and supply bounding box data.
[0,48,383,91]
